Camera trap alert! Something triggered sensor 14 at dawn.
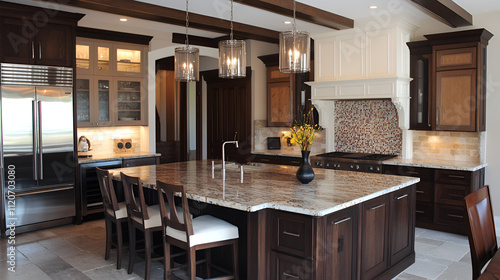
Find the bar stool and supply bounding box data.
[121,172,163,280]
[96,168,127,269]
[156,180,239,280]
[464,185,498,279]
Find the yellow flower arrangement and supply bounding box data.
[289,107,322,151]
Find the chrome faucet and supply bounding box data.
[222,140,239,175]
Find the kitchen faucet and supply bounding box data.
[222,140,239,175]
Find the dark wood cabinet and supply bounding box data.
[407,29,492,132]
[325,206,358,280]
[250,154,302,166]
[258,54,313,127]
[0,2,82,67]
[384,164,485,235]
[270,251,313,280]
[360,195,390,280]
[122,156,159,167]
[389,187,414,266]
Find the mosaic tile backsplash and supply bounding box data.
[334,99,402,155]
[412,130,483,162]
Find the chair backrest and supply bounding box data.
[156,180,193,238]
[465,185,498,280]
[121,172,150,222]
[96,168,119,214]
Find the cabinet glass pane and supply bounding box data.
[76,45,90,70]
[98,80,110,122]
[117,80,141,121]
[117,49,141,73]
[97,47,110,72]
[76,79,90,122]
[416,59,429,125]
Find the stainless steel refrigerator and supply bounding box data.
[1,63,75,233]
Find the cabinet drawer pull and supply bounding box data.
[333,217,351,225]
[283,272,300,279]
[261,159,270,162]
[31,41,35,59]
[283,231,300,238]
[447,214,464,219]
[396,194,409,200]
[370,204,385,210]
[448,193,463,198]
[447,175,465,179]
[406,171,419,175]
[39,42,42,60]
[416,210,425,214]
[416,190,424,194]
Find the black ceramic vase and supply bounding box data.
[296,150,315,184]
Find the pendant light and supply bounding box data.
[279,0,310,73]
[218,0,246,78]
[175,0,199,82]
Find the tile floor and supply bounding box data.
[0,220,481,280]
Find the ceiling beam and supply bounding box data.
[41,0,280,43]
[410,0,473,27]
[234,0,353,30]
[172,33,219,48]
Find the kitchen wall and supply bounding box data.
[334,99,401,155]
[77,126,147,154]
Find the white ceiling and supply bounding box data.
[3,0,500,42]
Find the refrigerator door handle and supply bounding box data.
[32,100,38,181]
[38,101,43,180]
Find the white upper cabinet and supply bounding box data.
[314,25,412,82]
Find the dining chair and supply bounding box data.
[156,180,239,280]
[96,167,127,269]
[121,172,164,280]
[464,185,498,280]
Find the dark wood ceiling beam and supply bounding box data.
[41,0,280,43]
[233,0,353,30]
[172,33,219,48]
[410,0,473,27]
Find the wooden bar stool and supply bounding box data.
[96,168,127,269]
[465,185,498,280]
[121,172,163,280]
[156,180,239,280]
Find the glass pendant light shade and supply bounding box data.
[218,39,246,78]
[279,30,310,73]
[174,46,199,82]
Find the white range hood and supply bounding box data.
[307,23,416,158]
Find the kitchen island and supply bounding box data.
[109,160,419,280]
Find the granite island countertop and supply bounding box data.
[78,151,160,164]
[383,157,487,171]
[108,160,419,216]
[252,149,321,157]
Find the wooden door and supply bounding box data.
[0,17,34,64]
[268,81,293,126]
[205,69,251,163]
[389,186,415,266]
[36,23,73,67]
[361,195,389,280]
[325,206,358,280]
[435,69,476,131]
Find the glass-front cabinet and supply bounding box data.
[116,79,145,125]
[76,76,113,127]
[75,38,148,127]
[408,41,432,130]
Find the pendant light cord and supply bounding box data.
[230,0,234,41]
[292,0,296,33]
[185,0,190,46]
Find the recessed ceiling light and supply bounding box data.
[119,18,128,22]
[369,5,378,9]
[284,21,292,24]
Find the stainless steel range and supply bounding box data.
[311,152,397,173]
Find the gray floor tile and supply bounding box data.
[435,261,472,280]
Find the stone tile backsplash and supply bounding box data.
[77,126,142,153]
[412,130,484,162]
[334,100,402,155]
[253,120,326,154]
